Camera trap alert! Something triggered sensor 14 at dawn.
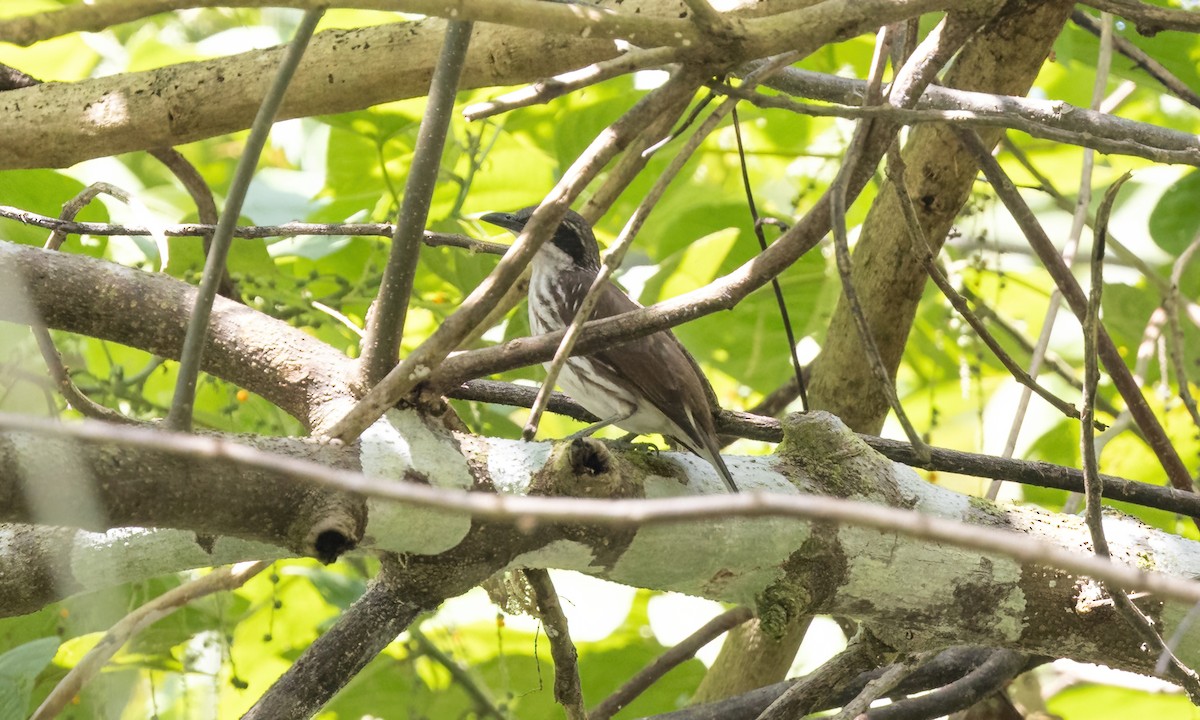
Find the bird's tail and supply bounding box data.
[696,440,739,493]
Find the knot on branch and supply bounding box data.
[776,411,908,507]
[530,437,645,499]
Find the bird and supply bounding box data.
[480,206,738,493]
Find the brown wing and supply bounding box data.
[585,283,720,450]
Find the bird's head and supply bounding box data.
[481,206,601,272]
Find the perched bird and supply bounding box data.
[481,206,738,493]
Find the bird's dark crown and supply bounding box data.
[480,206,601,270]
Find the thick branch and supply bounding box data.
[0,241,353,430]
[0,0,981,169]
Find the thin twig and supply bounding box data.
[989,10,1115,501]
[34,184,140,424]
[1081,174,1129,556]
[832,653,928,720]
[885,145,1087,426]
[30,561,267,720]
[957,283,1121,416]
[956,128,1197,510]
[590,606,753,720]
[1163,232,1200,432]
[44,183,130,251]
[864,649,1027,720]
[578,76,697,223]
[0,206,511,252]
[463,47,684,121]
[359,19,474,388]
[325,67,709,443]
[731,104,807,412]
[148,147,237,298]
[448,377,1200,519]
[757,629,889,720]
[525,569,586,720]
[1078,0,1200,36]
[741,68,1200,166]
[827,31,930,461]
[1081,175,1200,702]
[165,8,324,432]
[1000,136,1170,296]
[1071,9,1200,110]
[410,625,512,720]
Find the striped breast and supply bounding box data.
[527,264,645,424]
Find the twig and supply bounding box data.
[1000,137,1170,296]
[1078,0,1200,36]
[590,606,753,720]
[989,10,1115,502]
[1080,175,1200,702]
[410,625,512,720]
[1071,9,1200,110]
[742,68,1200,166]
[864,649,1027,720]
[577,79,694,223]
[955,128,1197,508]
[326,66,708,443]
[526,569,586,720]
[44,183,130,251]
[1163,232,1200,432]
[165,8,324,432]
[1081,175,1125,557]
[757,629,889,719]
[10,412,1200,607]
[826,31,930,462]
[31,322,135,425]
[32,183,142,424]
[447,377,1200,519]
[885,145,1086,426]
[359,19,474,388]
[0,206,510,252]
[30,561,267,720]
[148,148,237,298]
[958,284,1121,415]
[831,653,926,720]
[463,47,684,121]
[731,104,807,411]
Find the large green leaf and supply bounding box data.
[0,637,59,718]
[1149,170,1200,256]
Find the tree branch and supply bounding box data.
[359,19,474,387]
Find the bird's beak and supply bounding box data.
[479,211,524,235]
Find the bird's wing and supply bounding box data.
[581,284,738,492]
[585,284,720,450]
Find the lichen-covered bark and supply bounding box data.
[4,410,1199,684]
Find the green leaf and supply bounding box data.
[0,170,108,248]
[1149,170,1200,256]
[1048,682,1198,720]
[0,637,59,717]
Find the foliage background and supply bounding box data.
[3,1,1200,717]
